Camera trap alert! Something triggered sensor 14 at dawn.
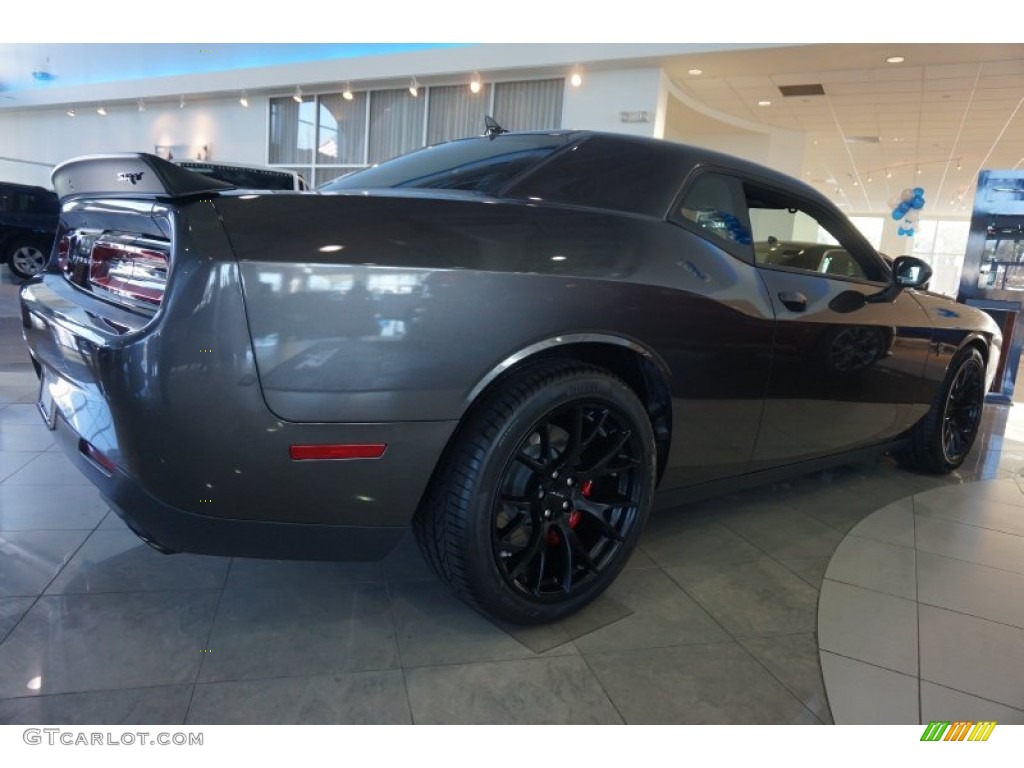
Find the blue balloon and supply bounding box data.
[892,210,903,220]
[911,197,925,209]
[906,228,915,236]
[898,227,906,236]
[913,187,924,196]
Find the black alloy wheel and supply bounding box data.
[493,400,645,601]
[414,360,656,624]
[940,353,984,465]
[899,347,986,474]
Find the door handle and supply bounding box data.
[778,291,808,312]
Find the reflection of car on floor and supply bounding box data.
[20,127,1001,625]
[1,181,58,279]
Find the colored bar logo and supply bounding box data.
[921,721,997,741]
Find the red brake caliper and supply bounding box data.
[547,480,590,545]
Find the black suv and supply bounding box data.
[1,182,59,279]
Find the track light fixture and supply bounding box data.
[570,66,583,88]
[66,106,76,118]
[179,95,186,109]
[96,105,107,116]
[409,77,419,98]
[137,99,146,112]
[293,86,304,103]
[469,73,482,94]
[342,83,354,101]
[239,92,249,108]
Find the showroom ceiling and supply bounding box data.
[1,42,1021,218]
[662,43,1024,217]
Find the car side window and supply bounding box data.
[744,181,883,282]
[671,172,754,261]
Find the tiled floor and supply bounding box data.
[1,268,1023,724]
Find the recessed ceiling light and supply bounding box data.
[342,83,354,101]
[886,56,905,64]
[96,105,106,116]
[688,68,703,76]
[758,100,772,107]
[409,77,419,98]
[239,92,248,108]
[570,66,583,88]
[469,73,482,94]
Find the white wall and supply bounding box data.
[560,68,665,137]
[0,95,269,187]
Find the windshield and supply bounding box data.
[320,133,573,195]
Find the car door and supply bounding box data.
[739,178,934,470]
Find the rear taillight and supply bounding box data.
[61,231,170,312]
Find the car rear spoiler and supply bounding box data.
[51,153,235,202]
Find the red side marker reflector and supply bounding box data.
[289,443,387,461]
[79,439,117,474]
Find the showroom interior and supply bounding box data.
[1,40,1023,726]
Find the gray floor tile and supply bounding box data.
[0,591,219,698]
[0,387,37,406]
[824,535,917,600]
[0,529,90,597]
[639,519,763,568]
[848,497,916,547]
[719,507,846,560]
[919,604,1024,710]
[784,487,880,534]
[817,579,918,676]
[499,594,633,654]
[198,583,398,683]
[0,404,44,426]
[920,681,1024,725]
[389,580,551,668]
[224,557,383,590]
[405,656,621,724]
[0,684,193,725]
[914,478,1024,510]
[915,494,1024,537]
[914,515,1024,576]
[739,634,833,723]
[819,651,919,724]
[0,485,109,531]
[917,550,1024,630]
[45,529,231,595]
[586,642,817,724]
[0,451,36,483]
[187,670,411,724]
[2,453,90,486]
[665,557,819,638]
[0,596,33,642]
[98,511,130,531]
[777,557,832,588]
[0,424,53,452]
[569,568,728,654]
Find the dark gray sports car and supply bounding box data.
[20,128,1000,624]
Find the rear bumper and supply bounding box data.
[20,263,457,561]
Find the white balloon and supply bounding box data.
[901,188,915,202]
[887,196,901,209]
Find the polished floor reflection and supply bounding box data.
[2,271,1023,724]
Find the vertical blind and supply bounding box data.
[269,78,564,182]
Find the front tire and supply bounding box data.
[414,361,656,624]
[899,347,986,473]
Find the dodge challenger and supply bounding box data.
[19,128,1000,624]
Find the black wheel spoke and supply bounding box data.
[578,430,631,475]
[496,510,528,541]
[565,527,600,577]
[538,421,552,462]
[514,451,544,472]
[574,497,627,541]
[508,530,546,582]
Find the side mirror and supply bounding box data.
[865,255,933,304]
[892,255,933,289]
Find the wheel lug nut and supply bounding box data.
[537,488,545,499]
[566,477,574,487]
[551,470,559,479]
[544,509,552,519]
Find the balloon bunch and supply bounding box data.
[889,187,926,237]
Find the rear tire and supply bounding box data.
[899,347,985,473]
[6,238,48,280]
[413,360,656,625]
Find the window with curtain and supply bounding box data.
[318,93,368,165]
[426,84,492,145]
[368,89,426,164]
[268,97,316,165]
[493,79,563,131]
